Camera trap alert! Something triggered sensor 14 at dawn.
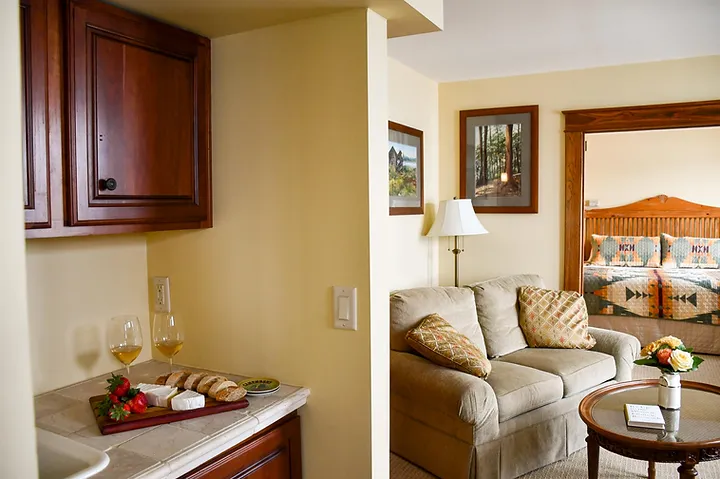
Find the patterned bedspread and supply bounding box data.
[583,265,720,325]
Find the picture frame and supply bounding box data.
[459,105,538,214]
[389,121,424,215]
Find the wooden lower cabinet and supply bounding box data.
[180,413,302,479]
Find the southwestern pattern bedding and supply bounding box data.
[584,265,720,325]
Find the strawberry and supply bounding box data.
[109,394,120,404]
[109,403,131,422]
[127,392,148,414]
[106,373,131,397]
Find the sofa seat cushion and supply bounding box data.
[497,348,616,397]
[485,361,563,422]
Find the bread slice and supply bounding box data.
[165,370,192,388]
[216,386,247,402]
[155,373,171,385]
[208,380,236,399]
[197,375,227,394]
[184,372,208,391]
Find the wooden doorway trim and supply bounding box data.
[562,99,720,292]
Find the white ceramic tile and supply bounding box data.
[55,377,109,402]
[119,424,206,461]
[244,384,295,416]
[36,402,98,436]
[34,393,84,420]
[252,396,309,431]
[69,423,157,451]
[174,409,254,436]
[90,447,159,479]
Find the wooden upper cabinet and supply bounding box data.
[21,0,52,229]
[66,0,211,229]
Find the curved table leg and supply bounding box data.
[678,459,698,479]
[587,434,599,479]
[648,460,656,479]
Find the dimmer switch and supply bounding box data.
[333,286,357,330]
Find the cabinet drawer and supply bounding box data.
[181,413,302,479]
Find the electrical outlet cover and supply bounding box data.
[152,277,171,313]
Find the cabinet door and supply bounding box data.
[21,0,51,229]
[67,0,211,228]
[181,414,302,479]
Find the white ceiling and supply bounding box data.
[388,0,720,82]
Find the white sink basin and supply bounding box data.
[36,428,109,479]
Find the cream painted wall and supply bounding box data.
[439,55,720,288]
[388,58,439,290]
[0,0,38,474]
[147,9,388,478]
[26,236,152,394]
[585,127,720,208]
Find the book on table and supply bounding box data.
[624,404,665,430]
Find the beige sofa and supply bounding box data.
[390,275,641,479]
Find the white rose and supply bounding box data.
[669,350,694,372]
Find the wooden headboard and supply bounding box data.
[584,195,720,260]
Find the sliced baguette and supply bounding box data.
[216,386,247,402]
[165,370,192,388]
[155,373,171,385]
[208,380,236,399]
[197,375,227,394]
[184,372,208,391]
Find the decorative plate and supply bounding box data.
[239,378,280,394]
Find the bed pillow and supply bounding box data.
[661,233,720,269]
[587,234,661,267]
[518,286,596,349]
[405,313,492,378]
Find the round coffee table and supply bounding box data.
[579,380,720,478]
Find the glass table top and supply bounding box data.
[591,383,720,444]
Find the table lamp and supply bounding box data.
[428,198,488,287]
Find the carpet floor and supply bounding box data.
[390,354,720,478]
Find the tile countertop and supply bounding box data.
[34,360,310,479]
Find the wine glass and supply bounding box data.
[152,312,184,372]
[107,315,143,377]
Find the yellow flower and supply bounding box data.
[669,350,694,372]
[640,341,660,357]
[657,336,683,349]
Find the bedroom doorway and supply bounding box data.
[561,99,720,293]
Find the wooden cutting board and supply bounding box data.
[89,395,250,435]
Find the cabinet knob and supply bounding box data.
[102,178,118,191]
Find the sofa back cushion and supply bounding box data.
[467,274,545,358]
[390,287,486,355]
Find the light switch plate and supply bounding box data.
[333,286,357,331]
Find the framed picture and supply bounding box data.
[389,121,424,215]
[460,105,538,214]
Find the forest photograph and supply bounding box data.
[388,140,418,197]
[474,123,522,198]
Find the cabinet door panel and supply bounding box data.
[68,0,211,227]
[21,0,51,229]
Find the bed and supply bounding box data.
[582,195,720,355]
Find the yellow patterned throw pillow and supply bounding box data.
[405,313,492,378]
[587,234,661,267]
[661,233,720,269]
[518,286,596,349]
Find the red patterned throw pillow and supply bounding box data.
[405,313,492,378]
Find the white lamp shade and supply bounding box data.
[428,199,488,237]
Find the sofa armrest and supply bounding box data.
[589,327,641,382]
[390,351,498,433]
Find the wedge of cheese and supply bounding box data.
[146,386,178,408]
[171,390,205,411]
[136,383,164,394]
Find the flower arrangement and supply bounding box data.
[634,336,703,373]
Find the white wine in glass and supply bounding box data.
[153,312,184,372]
[108,315,143,376]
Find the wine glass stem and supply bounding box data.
[126,364,130,377]
[169,356,173,373]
